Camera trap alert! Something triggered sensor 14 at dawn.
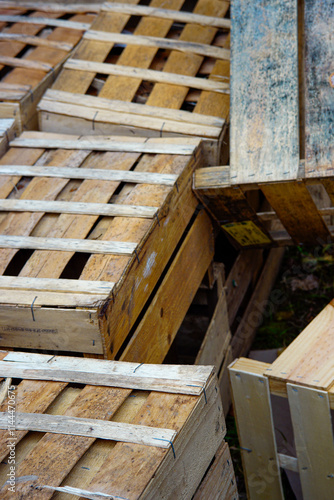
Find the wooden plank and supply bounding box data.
[64,58,230,94]
[10,135,201,154]
[0,2,102,13]
[261,181,331,245]
[102,2,231,29]
[0,33,74,51]
[84,30,230,60]
[0,276,113,294]
[0,55,52,72]
[0,352,213,395]
[43,89,225,128]
[229,362,284,500]
[120,209,214,363]
[230,0,299,184]
[0,15,91,30]
[278,453,298,473]
[0,411,176,448]
[193,441,238,500]
[0,199,157,219]
[0,164,178,186]
[304,0,334,177]
[265,300,334,390]
[0,235,137,255]
[287,384,334,499]
[0,308,103,354]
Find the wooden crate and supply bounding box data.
[0,350,228,499]
[0,131,214,360]
[0,2,98,131]
[38,0,230,166]
[165,247,284,415]
[229,300,334,500]
[193,0,334,248]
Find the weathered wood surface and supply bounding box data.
[287,384,334,500]
[230,0,299,184]
[305,0,334,177]
[265,300,334,391]
[0,354,224,500]
[229,359,284,499]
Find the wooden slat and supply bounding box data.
[0,33,74,51]
[84,30,230,60]
[0,411,176,448]
[0,235,137,255]
[64,58,230,94]
[230,0,299,184]
[101,2,231,29]
[229,361,284,499]
[0,14,91,30]
[0,352,212,395]
[0,55,52,72]
[10,136,201,154]
[287,384,334,499]
[0,2,102,13]
[0,199,157,219]
[0,165,178,186]
[43,89,224,128]
[265,300,334,390]
[304,0,334,177]
[0,276,113,294]
[261,181,331,245]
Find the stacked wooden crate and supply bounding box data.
[229,300,334,500]
[0,2,98,131]
[194,0,334,248]
[38,0,231,165]
[0,131,213,361]
[0,350,238,499]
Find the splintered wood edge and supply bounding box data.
[0,412,177,448]
[0,352,214,396]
